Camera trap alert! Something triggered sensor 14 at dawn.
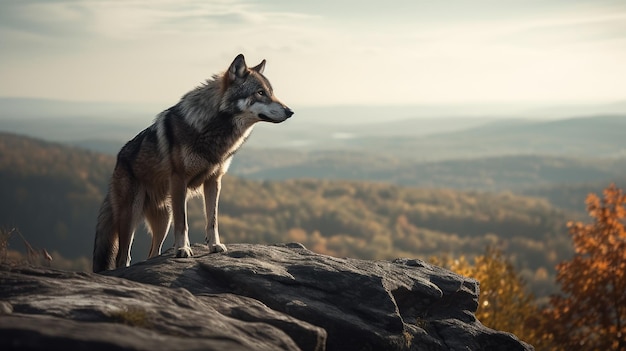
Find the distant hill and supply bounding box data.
[67,115,626,160]
[441,115,626,157]
[347,115,626,160]
[231,149,626,195]
[2,97,625,160]
[63,114,626,200]
[0,132,579,298]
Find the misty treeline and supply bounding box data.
[233,149,626,196]
[1,132,572,297]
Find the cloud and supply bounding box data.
[0,0,625,105]
[0,0,93,38]
[0,0,324,103]
[0,0,316,43]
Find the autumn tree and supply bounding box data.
[541,183,626,351]
[431,246,543,347]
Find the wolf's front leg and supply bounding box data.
[171,174,193,258]
[204,175,227,253]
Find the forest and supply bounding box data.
[0,132,579,298]
[2,131,626,349]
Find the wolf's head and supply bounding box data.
[221,54,293,126]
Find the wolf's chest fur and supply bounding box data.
[179,139,239,190]
[176,118,254,190]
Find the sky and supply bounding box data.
[1,0,626,108]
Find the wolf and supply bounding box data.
[92,54,293,272]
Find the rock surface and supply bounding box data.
[0,243,534,351]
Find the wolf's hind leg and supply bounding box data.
[111,172,142,268]
[146,203,171,258]
[116,208,138,268]
[204,175,227,253]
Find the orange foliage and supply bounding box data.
[541,184,626,351]
[433,247,542,348]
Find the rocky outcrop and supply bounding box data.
[0,243,533,350]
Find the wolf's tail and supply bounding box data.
[93,193,117,272]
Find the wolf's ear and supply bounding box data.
[228,54,248,81]
[251,60,266,74]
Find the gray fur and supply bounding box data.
[92,54,293,272]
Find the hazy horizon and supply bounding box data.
[2,96,625,125]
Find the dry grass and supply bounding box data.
[0,227,52,267]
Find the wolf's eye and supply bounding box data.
[257,90,266,97]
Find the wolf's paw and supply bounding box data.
[209,243,227,253]
[176,246,194,258]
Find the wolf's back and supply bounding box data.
[93,193,117,272]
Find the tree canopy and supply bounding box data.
[541,184,626,350]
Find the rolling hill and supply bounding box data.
[230,149,626,196]
[345,115,626,160]
[0,132,584,298]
